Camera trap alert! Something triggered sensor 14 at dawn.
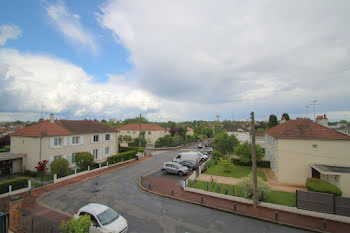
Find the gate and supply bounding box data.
[0,211,9,233]
[18,208,61,233]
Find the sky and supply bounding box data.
[0,0,350,122]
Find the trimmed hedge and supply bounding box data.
[119,146,144,153]
[306,178,342,196]
[0,177,28,194]
[231,158,270,168]
[107,151,137,164]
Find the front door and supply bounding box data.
[312,168,320,179]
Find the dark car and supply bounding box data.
[180,160,198,171]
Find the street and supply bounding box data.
[41,144,309,233]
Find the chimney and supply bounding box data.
[316,114,328,127]
[50,114,54,123]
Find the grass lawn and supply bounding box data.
[188,180,296,207]
[31,182,43,188]
[205,164,267,181]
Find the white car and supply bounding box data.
[197,152,208,161]
[74,203,128,233]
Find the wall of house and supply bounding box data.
[339,173,350,198]
[11,136,40,171]
[118,130,167,147]
[186,130,194,136]
[11,132,118,171]
[265,134,279,178]
[12,159,22,173]
[276,139,350,185]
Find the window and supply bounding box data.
[148,131,151,135]
[71,153,76,163]
[93,135,99,142]
[133,131,136,134]
[54,155,62,160]
[93,149,98,159]
[147,139,151,143]
[54,138,62,147]
[105,134,110,141]
[72,136,79,144]
[105,147,110,155]
[127,131,130,134]
[312,144,318,151]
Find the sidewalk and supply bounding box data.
[140,174,350,233]
[0,156,153,231]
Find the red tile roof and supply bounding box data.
[11,120,115,137]
[116,123,165,131]
[265,118,350,140]
[187,127,193,131]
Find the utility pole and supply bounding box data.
[139,113,142,147]
[250,112,258,207]
[310,100,318,121]
[40,105,46,118]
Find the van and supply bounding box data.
[172,152,200,163]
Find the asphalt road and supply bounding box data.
[41,144,309,233]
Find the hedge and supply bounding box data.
[0,177,28,194]
[306,178,342,196]
[107,151,137,164]
[119,146,144,153]
[231,158,270,168]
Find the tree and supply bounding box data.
[75,152,94,170]
[50,158,69,177]
[234,142,264,164]
[122,135,132,143]
[282,113,290,121]
[212,132,239,155]
[60,215,92,233]
[268,114,278,128]
[123,117,149,124]
[35,160,49,185]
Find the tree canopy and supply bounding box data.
[234,142,264,163]
[212,132,239,155]
[268,114,278,128]
[282,113,290,120]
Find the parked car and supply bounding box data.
[74,203,128,233]
[162,162,189,176]
[197,143,203,149]
[172,152,200,163]
[196,152,208,161]
[180,160,198,171]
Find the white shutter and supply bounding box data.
[110,134,113,141]
[80,136,84,145]
[67,137,71,146]
[101,134,104,142]
[91,135,93,143]
[49,138,54,148]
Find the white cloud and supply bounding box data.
[45,0,97,53]
[97,0,350,119]
[0,25,22,46]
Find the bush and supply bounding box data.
[107,150,137,164]
[231,158,270,168]
[212,151,222,158]
[306,178,342,196]
[234,142,264,164]
[60,214,92,233]
[119,146,144,153]
[24,170,37,177]
[75,152,94,170]
[0,145,10,152]
[236,174,271,201]
[50,158,69,177]
[0,177,28,194]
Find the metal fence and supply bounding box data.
[296,190,350,217]
[18,208,61,233]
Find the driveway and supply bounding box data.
[41,144,309,233]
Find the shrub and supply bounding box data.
[24,170,37,177]
[107,150,137,164]
[60,214,92,233]
[0,177,28,194]
[306,178,342,196]
[234,142,264,164]
[75,152,94,170]
[219,158,234,173]
[231,158,270,168]
[212,151,222,158]
[236,174,271,201]
[50,158,69,177]
[215,184,221,193]
[0,145,10,152]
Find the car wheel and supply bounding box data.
[178,171,184,176]
[162,169,167,175]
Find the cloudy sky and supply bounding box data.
[1,0,350,122]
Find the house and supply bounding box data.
[265,118,350,197]
[186,127,194,136]
[227,127,265,149]
[9,114,118,172]
[116,123,167,147]
[337,125,350,136]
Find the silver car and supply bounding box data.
[162,162,189,176]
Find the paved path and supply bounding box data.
[41,144,309,233]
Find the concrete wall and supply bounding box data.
[339,173,350,197]
[118,130,167,147]
[11,132,118,171]
[270,138,350,186]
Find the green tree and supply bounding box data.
[282,113,290,120]
[268,114,278,128]
[212,132,239,155]
[60,215,92,233]
[234,142,264,164]
[75,152,94,170]
[122,135,132,143]
[236,174,271,201]
[50,158,69,177]
[123,117,149,124]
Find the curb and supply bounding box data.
[36,156,154,218]
[138,176,325,233]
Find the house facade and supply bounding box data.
[10,115,118,171]
[186,127,194,136]
[116,123,167,147]
[265,118,350,197]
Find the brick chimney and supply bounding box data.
[50,114,54,123]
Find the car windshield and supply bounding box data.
[97,208,119,226]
